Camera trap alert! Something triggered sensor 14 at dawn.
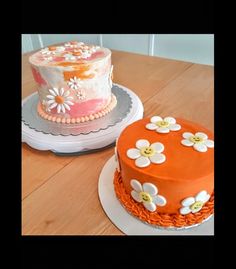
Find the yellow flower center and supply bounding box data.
[190,201,204,211]
[156,120,170,128]
[140,146,155,157]
[55,96,64,104]
[139,192,152,203]
[189,136,204,144]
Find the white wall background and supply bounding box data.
[21,34,214,65]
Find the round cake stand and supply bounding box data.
[22,84,144,155]
[98,155,214,235]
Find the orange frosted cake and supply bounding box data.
[29,41,116,124]
[114,116,214,229]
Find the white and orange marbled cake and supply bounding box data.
[29,41,116,123]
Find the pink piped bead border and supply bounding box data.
[37,94,117,124]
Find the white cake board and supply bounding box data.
[98,155,214,235]
[22,83,144,154]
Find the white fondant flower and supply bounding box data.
[108,65,113,88]
[42,99,51,112]
[76,89,86,100]
[181,132,214,152]
[127,139,166,168]
[46,88,74,114]
[146,116,181,133]
[64,53,77,61]
[67,76,82,90]
[179,190,210,215]
[130,179,166,212]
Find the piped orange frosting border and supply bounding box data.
[37,94,117,124]
[114,170,214,228]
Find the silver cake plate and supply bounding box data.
[22,83,144,154]
[22,85,132,136]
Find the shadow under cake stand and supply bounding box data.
[98,155,214,235]
[22,84,144,155]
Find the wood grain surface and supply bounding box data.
[22,49,214,235]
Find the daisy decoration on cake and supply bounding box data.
[130,179,166,212]
[76,89,86,100]
[67,76,82,90]
[46,88,74,114]
[146,116,181,133]
[179,190,210,215]
[181,132,214,152]
[127,139,166,168]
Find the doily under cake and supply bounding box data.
[114,170,214,230]
[98,155,214,235]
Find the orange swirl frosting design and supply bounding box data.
[114,170,214,228]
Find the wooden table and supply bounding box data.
[22,50,214,235]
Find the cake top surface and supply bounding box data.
[117,117,214,181]
[29,41,111,67]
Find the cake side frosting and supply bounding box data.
[29,41,115,122]
[115,117,214,217]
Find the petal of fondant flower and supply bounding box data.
[135,156,151,168]
[150,116,163,123]
[183,132,194,139]
[149,153,166,164]
[164,117,176,124]
[49,89,57,96]
[143,202,156,212]
[195,190,210,203]
[146,123,158,130]
[153,195,167,206]
[195,132,208,140]
[47,100,55,105]
[131,190,142,203]
[150,142,164,153]
[61,104,66,113]
[181,197,195,207]
[65,100,74,106]
[127,148,141,159]
[53,88,59,95]
[136,139,150,149]
[130,179,143,193]
[193,143,208,152]
[143,183,158,196]
[181,139,194,146]
[63,103,71,111]
[57,104,61,113]
[156,127,169,133]
[49,102,57,109]
[46,95,55,100]
[180,206,192,215]
[204,139,214,148]
[60,88,64,96]
[168,123,181,131]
